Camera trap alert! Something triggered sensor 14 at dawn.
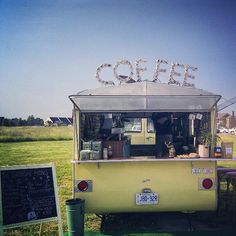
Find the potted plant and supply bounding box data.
[198,129,221,157]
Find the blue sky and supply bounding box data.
[0,0,236,119]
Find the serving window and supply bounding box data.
[78,111,211,159]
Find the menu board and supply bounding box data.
[0,164,60,228]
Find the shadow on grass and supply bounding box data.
[87,212,236,236]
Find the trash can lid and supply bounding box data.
[65,198,85,205]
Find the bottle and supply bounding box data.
[108,145,113,159]
[103,148,108,160]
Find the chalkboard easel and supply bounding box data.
[0,163,63,236]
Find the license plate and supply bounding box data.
[136,192,159,205]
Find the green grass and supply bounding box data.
[0,126,73,142]
[0,132,236,235]
[0,140,101,235]
[0,140,73,235]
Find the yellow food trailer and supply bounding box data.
[69,81,224,214]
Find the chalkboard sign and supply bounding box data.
[0,164,62,234]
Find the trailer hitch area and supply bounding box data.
[142,188,152,193]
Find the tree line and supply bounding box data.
[0,115,44,126]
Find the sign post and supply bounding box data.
[0,163,63,236]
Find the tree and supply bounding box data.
[0,116,44,126]
[27,115,35,126]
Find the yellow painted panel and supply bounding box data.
[144,119,155,145]
[125,118,156,145]
[126,132,144,145]
[144,135,155,144]
[74,161,217,214]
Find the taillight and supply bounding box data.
[78,180,88,192]
[202,178,213,189]
[199,178,215,190]
[75,179,92,192]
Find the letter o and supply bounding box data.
[113,60,134,83]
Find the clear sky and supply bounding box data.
[0,0,236,119]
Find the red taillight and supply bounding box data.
[202,178,213,189]
[78,180,88,191]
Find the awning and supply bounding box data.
[69,81,221,112]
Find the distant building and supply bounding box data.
[226,111,236,128]
[44,117,73,126]
[217,111,236,128]
[217,113,230,128]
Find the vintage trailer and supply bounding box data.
[69,81,224,214]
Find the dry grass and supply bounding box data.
[0,126,73,142]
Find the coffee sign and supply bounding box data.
[95,59,197,87]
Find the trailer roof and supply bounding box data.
[69,81,221,112]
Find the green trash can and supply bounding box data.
[66,198,85,236]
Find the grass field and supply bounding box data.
[0,127,236,235]
[0,140,73,235]
[0,126,73,142]
[0,140,101,235]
